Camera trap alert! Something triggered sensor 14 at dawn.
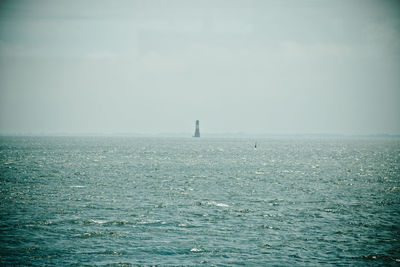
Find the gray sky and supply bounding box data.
[1,0,399,135]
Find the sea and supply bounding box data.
[0,136,399,266]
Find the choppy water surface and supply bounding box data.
[0,136,399,266]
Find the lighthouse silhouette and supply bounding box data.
[194,120,200,137]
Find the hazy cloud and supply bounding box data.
[0,0,399,134]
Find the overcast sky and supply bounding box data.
[0,0,399,135]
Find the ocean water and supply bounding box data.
[0,136,399,266]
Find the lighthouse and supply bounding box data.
[194,120,200,137]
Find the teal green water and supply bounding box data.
[1,136,399,266]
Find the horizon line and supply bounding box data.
[1,132,399,138]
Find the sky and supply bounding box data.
[0,0,399,135]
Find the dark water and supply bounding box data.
[0,136,399,266]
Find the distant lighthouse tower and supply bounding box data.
[194,120,200,137]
